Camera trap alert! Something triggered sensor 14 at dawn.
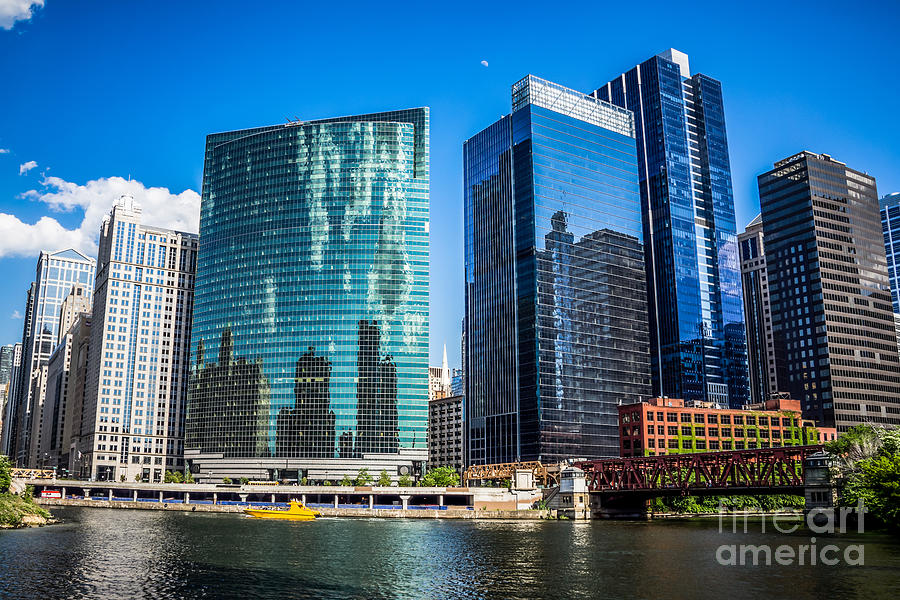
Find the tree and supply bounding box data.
[240,477,249,485]
[397,474,413,488]
[354,468,373,486]
[421,466,460,488]
[377,469,392,487]
[170,470,184,484]
[340,475,353,486]
[0,454,12,494]
[184,471,195,484]
[222,477,232,485]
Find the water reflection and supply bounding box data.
[0,508,897,599]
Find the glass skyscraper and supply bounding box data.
[464,76,651,464]
[186,109,429,482]
[880,192,900,350]
[595,49,749,408]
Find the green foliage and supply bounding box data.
[134,473,143,482]
[240,477,249,485]
[354,468,373,486]
[377,469,392,487]
[300,477,307,486]
[164,470,184,484]
[221,477,232,485]
[0,455,11,494]
[420,466,460,487]
[184,471,195,484]
[651,494,805,514]
[322,480,332,486]
[119,474,126,482]
[826,425,880,456]
[397,474,413,488]
[340,475,353,486]
[0,491,51,527]
[841,453,900,530]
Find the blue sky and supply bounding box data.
[0,0,898,368]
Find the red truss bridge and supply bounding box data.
[575,445,824,494]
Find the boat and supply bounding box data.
[244,500,321,521]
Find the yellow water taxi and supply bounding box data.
[243,500,321,521]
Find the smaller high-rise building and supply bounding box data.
[739,216,779,404]
[62,314,91,476]
[758,152,900,430]
[0,343,23,456]
[81,196,198,481]
[428,394,464,473]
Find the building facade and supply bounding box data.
[464,75,652,464]
[8,249,95,466]
[429,345,451,401]
[428,394,464,473]
[880,191,900,350]
[0,343,22,456]
[595,49,749,408]
[79,196,197,482]
[618,396,836,457]
[758,152,900,430]
[739,215,779,404]
[186,109,430,482]
[62,314,91,476]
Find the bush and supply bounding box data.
[354,468,373,486]
[222,477,232,485]
[134,473,143,482]
[240,477,249,485]
[397,474,413,488]
[340,475,353,486]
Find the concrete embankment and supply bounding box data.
[37,497,548,520]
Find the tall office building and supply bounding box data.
[879,191,900,350]
[0,345,14,386]
[758,152,900,430]
[596,49,749,408]
[186,109,430,482]
[739,216,779,404]
[464,75,651,464]
[429,344,451,400]
[79,196,198,481]
[0,343,22,456]
[9,249,95,466]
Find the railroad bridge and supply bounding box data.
[571,445,827,518]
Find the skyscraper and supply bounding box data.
[0,343,22,457]
[186,109,430,482]
[758,152,900,430]
[739,216,779,404]
[8,249,95,466]
[464,75,651,464]
[879,191,900,350]
[79,196,198,482]
[596,49,749,408]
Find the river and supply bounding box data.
[1,507,897,599]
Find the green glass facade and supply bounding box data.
[186,110,429,478]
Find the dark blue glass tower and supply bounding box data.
[595,49,749,408]
[464,76,652,463]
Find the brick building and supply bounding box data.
[618,397,836,457]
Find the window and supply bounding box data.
[758,417,769,426]
[735,441,745,450]
[746,416,757,426]
[735,428,744,437]
[721,415,731,425]
[709,441,720,450]
[681,426,692,436]
[695,427,705,437]
[668,439,679,449]
[708,414,718,424]
[667,413,678,423]
[647,412,654,421]
[722,441,732,450]
[647,439,655,448]
[657,412,664,421]
[668,426,678,436]
[696,440,706,450]
[781,417,792,426]
[657,425,664,435]
[708,428,718,437]
[694,414,705,424]
[734,416,744,425]
[647,425,654,435]
[681,413,692,423]
[721,427,731,437]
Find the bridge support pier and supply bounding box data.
[133,490,138,502]
[400,495,410,510]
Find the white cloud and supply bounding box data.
[10,309,22,319]
[0,0,44,30]
[0,148,9,154]
[18,160,37,175]
[480,60,489,67]
[0,175,200,259]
